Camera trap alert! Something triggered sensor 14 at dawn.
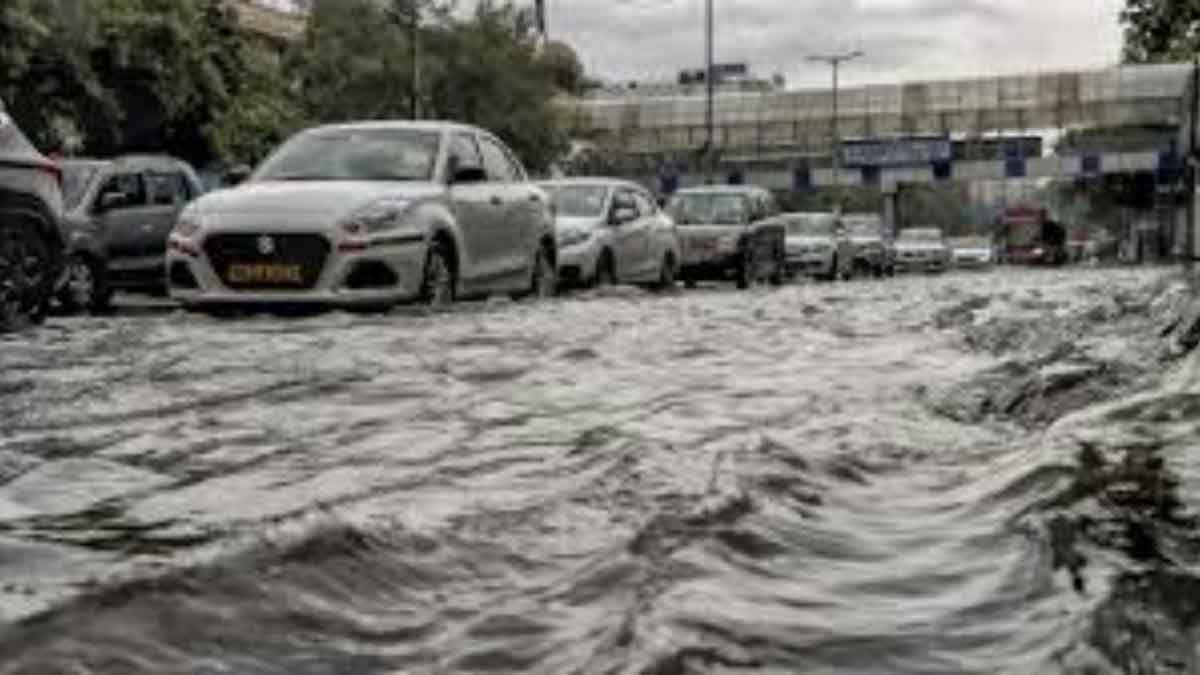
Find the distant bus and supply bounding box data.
[999,206,1067,265]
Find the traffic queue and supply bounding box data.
[1,105,992,332]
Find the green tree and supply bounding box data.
[1121,0,1200,63]
[539,40,585,95]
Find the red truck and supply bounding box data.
[998,205,1067,265]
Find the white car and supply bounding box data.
[950,236,996,269]
[782,212,855,281]
[894,227,951,273]
[166,121,557,310]
[538,178,680,289]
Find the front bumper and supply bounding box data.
[680,252,742,280]
[894,256,948,273]
[953,256,993,269]
[786,252,834,276]
[167,231,428,307]
[557,240,601,286]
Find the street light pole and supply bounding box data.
[410,1,420,120]
[808,50,864,214]
[704,0,714,184]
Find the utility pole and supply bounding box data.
[410,0,420,120]
[1188,56,1198,283]
[807,50,864,214]
[704,0,715,184]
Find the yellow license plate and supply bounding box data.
[227,263,303,284]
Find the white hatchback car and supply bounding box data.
[538,178,680,289]
[166,121,557,310]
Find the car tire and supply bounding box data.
[594,250,616,287]
[0,217,54,333]
[768,249,786,286]
[515,244,556,301]
[420,241,456,307]
[820,255,838,282]
[736,249,756,290]
[57,254,110,314]
[654,253,676,291]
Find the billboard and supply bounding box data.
[842,138,952,168]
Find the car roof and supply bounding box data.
[61,154,195,173]
[302,120,480,135]
[674,184,766,196]
[536,177,643,190]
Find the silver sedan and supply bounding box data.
[166,121,557,310]
[539,178,680,289]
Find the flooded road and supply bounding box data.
[1,268,1198,674]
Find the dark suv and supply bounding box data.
[668,185,787,289]
[58,155,203,312]
[0,98,64,331]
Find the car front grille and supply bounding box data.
[204,233,330,290]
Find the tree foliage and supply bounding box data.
[1121,0,1200,63]
[0,0,581,173]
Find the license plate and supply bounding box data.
[226,263,303,285]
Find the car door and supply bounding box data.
[94,171,153,278]
[143,170,190,266]
[476,133,526,277]
[445,132,495,280]
[627,190,659,278]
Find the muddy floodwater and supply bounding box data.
[1,268,1199,674]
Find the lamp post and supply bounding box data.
[704,0,715,184]
[807,50,863,213]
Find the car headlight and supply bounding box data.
[172,211,206,238]
[557,227,592,248]
[341,199,412,236]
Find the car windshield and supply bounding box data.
[785,215,835,236]
[954,237,991,249]
[669,193,749,225]
[900,228,943,242]
[542,185,609,218]
[61,164,100,210]
[254,129,441,182]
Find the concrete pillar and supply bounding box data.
[882,186,900,240]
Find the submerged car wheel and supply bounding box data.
[736,250,756,290]
[0,219,51,332]
[655,253,676,291]
[58,254,109,314]
[594,251,616,287]
[524,245,557,300]
[420,242,455,307]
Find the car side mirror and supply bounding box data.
[225,164,252,186]
[96,191,129,214]
[611,206,638,225]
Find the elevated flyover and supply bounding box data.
[562,63,1193,164]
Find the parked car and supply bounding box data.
[780,212,855,281]
[56,155,204,312]
[949,236,996,269]
[668,185,786,289]
[842,212,893,277]
[0,97,64,331]
[167,121,557,311]
[894,227,952,273]
[537,177,680,290]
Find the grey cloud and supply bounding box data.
[543,0,1123,89]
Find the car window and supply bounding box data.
[99,173,148,209]
[632,192,655,217]
[145,172,190,206]
[478,136,517,183]
[497,143,526,182]
[449,132,483,171]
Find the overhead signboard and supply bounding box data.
[842,138,952,168]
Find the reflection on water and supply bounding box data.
[0,269,1196,674]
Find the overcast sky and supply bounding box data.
[544,0,1127,89]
